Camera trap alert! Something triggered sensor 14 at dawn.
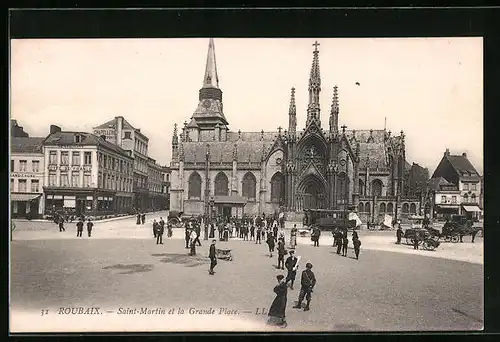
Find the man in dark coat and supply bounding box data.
[336,230,343,254]
[141,213,146,225]
[353,236,361,260]
[413,231,420,250]
[184,226,191,249]
[342,232,349,257]
[136,213,141,225]
[311,226,321,247]
[59,217,65,232]
[86,219,94,237]
[277,238,286,270]
[156,220,164,245]
[194,223,202,246]
[159,217,165,235]
[76,218,84,237]
[267,274,288,328]
[209,239,217,275]
[267,232,276,258]
[209,222,215,238]
[256,225,262,244]
[293,263,316,311]
[396,226,403,244]
[167,222,173,238]
[250,223,255,241]
[285,251,298,290]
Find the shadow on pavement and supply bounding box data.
[151,253,208,268]
[102,264,154,274]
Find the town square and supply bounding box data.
[10,37,483,332]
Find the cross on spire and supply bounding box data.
[278,126,282,135]
[313,41,320,51]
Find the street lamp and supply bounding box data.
[204,146,210,241]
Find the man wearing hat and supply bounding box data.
[208,239,217,275]
[293,262,316,311]
[284,250,299,290]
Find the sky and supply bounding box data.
[10,38,483,175]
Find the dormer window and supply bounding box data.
[75,134,82,143]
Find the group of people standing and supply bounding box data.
[332,229,362,260]
[152,217,173,245]
[54,215,94,237]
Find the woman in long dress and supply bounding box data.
[267,274,288,328]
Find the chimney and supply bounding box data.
[462,152,467,157]
[444,148,450,156]
[116,116,124,146]
[50,125,61,134]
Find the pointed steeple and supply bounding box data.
[172,123,178,145]
[203,38,219,89]
[307,41,322,127]
[329,85,339,136]
[288,87,297,135]
[192,38,228,132]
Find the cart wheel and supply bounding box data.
[424,241,436,251]
[444,236,451,242]
[451,236,459,243]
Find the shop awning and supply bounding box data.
[213,196,247,205]
[462,205,482,212]
[11,193,41,201]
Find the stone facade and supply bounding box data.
[170,39,421,223]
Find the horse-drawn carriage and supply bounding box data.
[440,215,479,243]
[167,211,185,228]
[403,216,441,251]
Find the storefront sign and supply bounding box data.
[10,173,39,178]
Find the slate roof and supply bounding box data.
[43,131,132,158]
[346,129,386,144]
[183,141,270,163]
[427,177,451,191]
[357,142,387,169]
[10,137,45,154]
[93,117,136,130]
[446,155,480,177]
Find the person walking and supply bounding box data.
[293,263,316,312]
[256,225,262,244]
[396,225,403,244]
[353,235,362,260]
[209,222,215,239]
[267,231,276,258]
[141,213,146,225]
[136,213,141,225]
[153,219,158,238]
[341,232,349,257]
[267,274,288,328]
[277,238,286,270]
[167,222,173,238]
[86,219,94,237]
[250,223,255,241]
[185,226,191,249]
[194,222,202,246]
[413,231,420,250]
[311,226,320,247]
[159,216,165,235]
[209,239,217,275]
[285,251,299,290]
[76,218,84,237]
[59,217,66,232]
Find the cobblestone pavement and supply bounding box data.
[12,216,483,265]
[10,219,483,332]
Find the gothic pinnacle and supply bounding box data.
[172,123,178,145]
[309,41,321,90]
[289,87,296,115]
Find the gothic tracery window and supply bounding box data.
[214,172,229,196]
[188,172,202,199]
[371,179,383,197]
[387,202,394,214]
[270,172,284,203]
[242,172,257,200]
[336,172,349,203]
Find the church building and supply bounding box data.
[169,39,422,224]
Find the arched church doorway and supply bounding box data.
[297,175,326,210]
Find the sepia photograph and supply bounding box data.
[9,37,483,332]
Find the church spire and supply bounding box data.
[172,123,179,161]
[307,41,321,127]
[329,85,339,136]
[203,38,219,89]
[288,87,297,135]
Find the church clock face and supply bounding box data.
[276,158,282,165]
[203,99,211,108]
[340,159,346,166]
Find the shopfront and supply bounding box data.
[462,205,482,221]
[44,189,117,217]
[10,193,42,219]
